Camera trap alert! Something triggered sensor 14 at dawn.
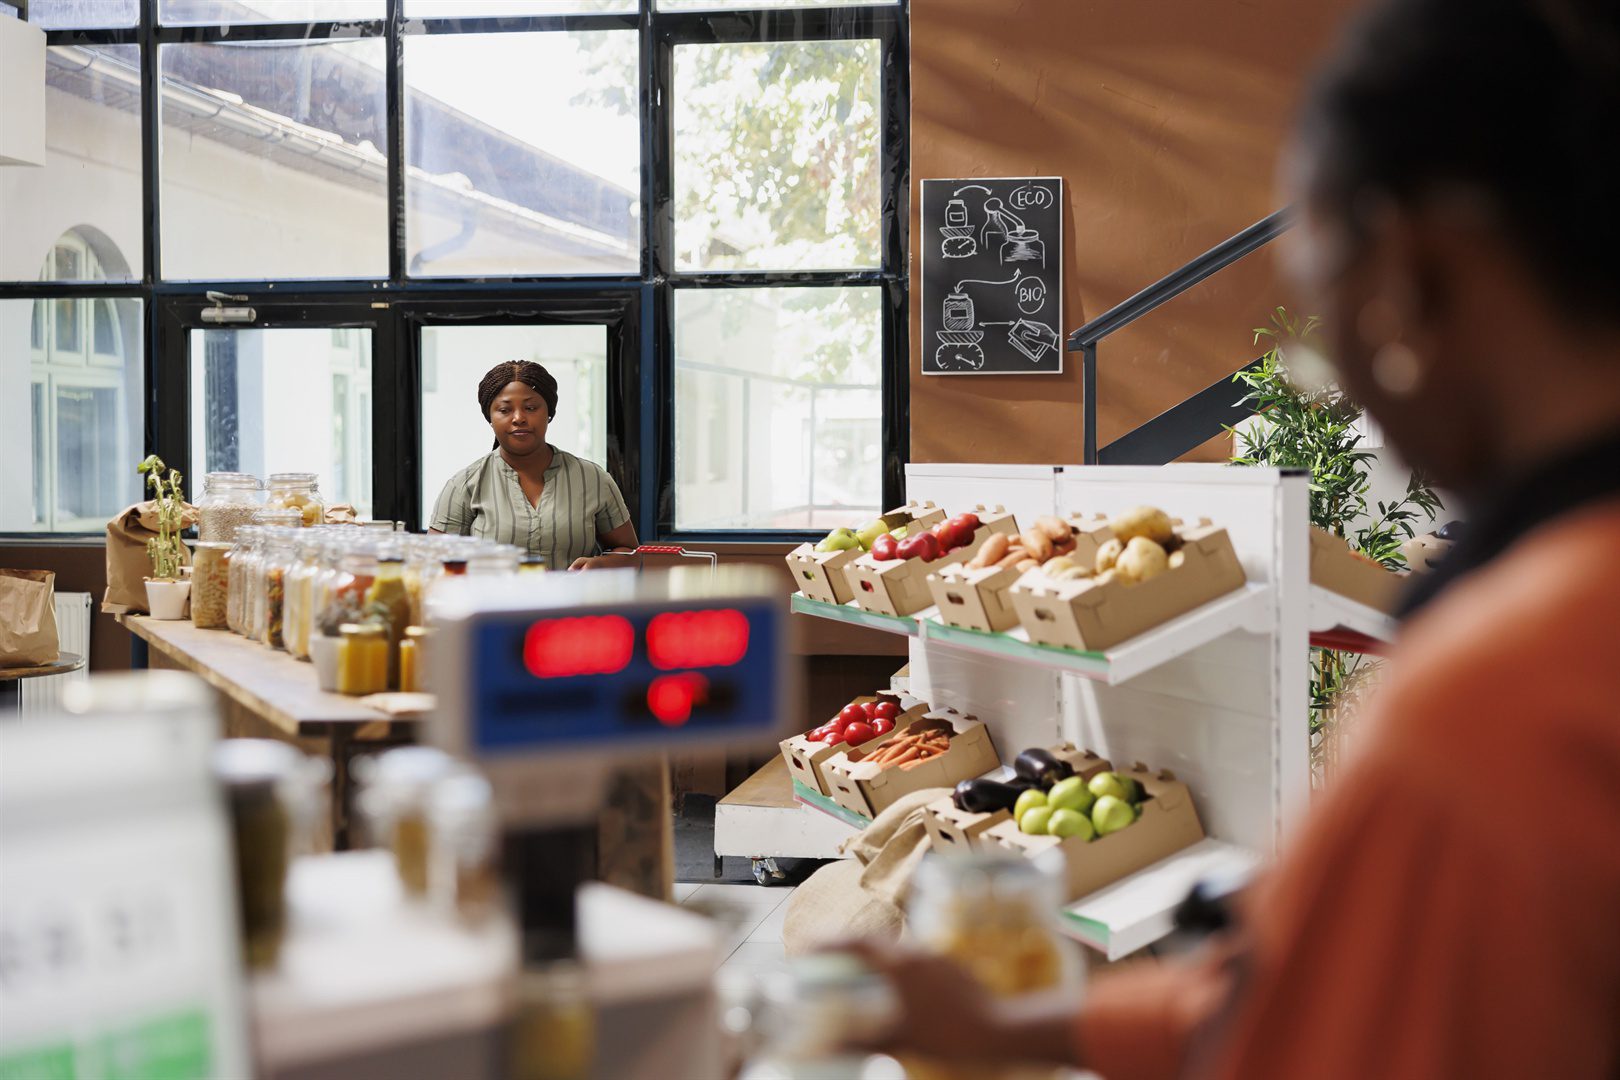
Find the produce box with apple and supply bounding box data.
[1310,526,1403,614]
[1009,505,1247,651]
[823,709,1000,819]
[779,693,930,797]
[984,761,1205,901]
[927,514,1114,633]
[844,505,1020,618]
[923,744,1113,853]
[785,501,948,606]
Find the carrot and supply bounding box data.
[885,746,924,769]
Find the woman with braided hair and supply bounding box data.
[429,361,638,570]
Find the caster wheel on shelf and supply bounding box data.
[750,857,786,885]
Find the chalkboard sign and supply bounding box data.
[921,177,1064,375]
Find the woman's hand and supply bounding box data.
[832,941,1083,1068]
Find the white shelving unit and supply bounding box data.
[774,464,1317,958]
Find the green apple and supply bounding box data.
[1091,794,1135,836]
[889,524,909,540]
[815,527,860,554]
[1018,806,1054,835]
[854,519,890,551]
[1012,788,1048,821]
[1047,808,1095,840]
[1046,776,1095,815]
[1087,771,1142,804]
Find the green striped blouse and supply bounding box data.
[429,447,631,570]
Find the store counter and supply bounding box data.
[118,614,418,847]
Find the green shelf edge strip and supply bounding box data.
[922,619,1108,668]
[791,778,873,830]
[790,594,919,636]
[1060,909,1111,947]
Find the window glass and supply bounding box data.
[4,298,145,533]
[0,46,142,285]
[93,300,120,359]
[407,0,635,14]
[404,31,639,277]
[24,0,138,28]
[673,39,880,272]
[419,324,609,515]
[188,328,374,517]
[673,286,881,530]
[160,40,388,281]
[160,0,383,23]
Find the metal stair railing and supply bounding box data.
[1069,208,1295,464]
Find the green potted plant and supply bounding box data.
[1229,309,1442,781]
[138,454,191,619]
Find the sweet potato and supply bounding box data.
[1032,515,1071,543]
[1019,529,1054,562]
[970,532,1010,569]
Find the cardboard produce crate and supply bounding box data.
[984,763,1205,901]
[923,744,1116,852]
[778,695,929,797]
[845,506,1020,618]
[1310,527,1403,614]
[824,711,1000,819]
[928,514,1116,633]
[784,501,949,607]
[1009,524,1246,651]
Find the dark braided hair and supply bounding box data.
[478,361,558,450]
[1298,0,1620,327]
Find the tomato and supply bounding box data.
[871,718,895,736]
[842,721,876,746]
[871,701,900,721]
[861,701,879,718]
[806,724,838,742]
[838,703,868,729]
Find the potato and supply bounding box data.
[1042,555,1080,578]
[1168,550,1186,569]
[1051,565,1091,582]
[1032,515,1071,543]
[971,532,1010,569]
[1020,529,1055,563]
[1016,559,1040,572]
[1116,536,1169,584]
[1109,505,1174,545]
[1093,569,1117,586]
[1094,537,1123,574]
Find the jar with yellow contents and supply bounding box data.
[904,854,1082,1080]
[354,747,457,899]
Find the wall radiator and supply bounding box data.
[18,591,92,716]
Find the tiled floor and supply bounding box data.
[677,880,795,981]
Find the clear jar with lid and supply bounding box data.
[246,512,300,641]
[736,954,901,1079]
[197,472,263,543]
[355,747,458,897]
[428,769,500,924]
[227,526,264,635]
[191,541,233,629]
[260,530,300,650]
[365,546,412,689]
[467,543,523,578]
[907,853,1079,999]
[282,531,328,660]
[265,472,325,527]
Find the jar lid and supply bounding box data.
[339,622,386,639]
[267,472,319,485]
[213,738,302,789]
[204,471,262,488]
[404,625,428,640]
[194,541,232,551]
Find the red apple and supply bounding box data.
[871,701,900,721]
[870,534,900,561]
[871,718,895,736]
[897,532,940,562]
[861,701,879,718]
[937,513,981,552]
[842,721,876,746]
[838,703,868,730]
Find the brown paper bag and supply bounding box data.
[103,500,199,615]
[0,569,60,668]
[324,504,358,525]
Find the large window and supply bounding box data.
[1,0,906,539]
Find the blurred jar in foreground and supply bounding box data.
[428,768,500,924]
[513,961,594,1080]
[355,746,457,898]
[212,740,327,969]
[738,954,904,1080]
[265,472,325,527]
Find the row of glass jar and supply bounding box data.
[198,470,329,541]
[193,515,532,695]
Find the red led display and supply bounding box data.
[646,673,710,726]
[646,608,751,671]
[523,615,635,679]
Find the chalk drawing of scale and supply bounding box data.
[936,269,1061,370]
[938,184,1046,267]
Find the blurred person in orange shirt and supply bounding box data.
[850,0,1620,1076]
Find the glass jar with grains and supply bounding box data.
[191,541,232,630]
[197,472,262,543]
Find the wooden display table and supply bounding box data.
[118,615,416,848]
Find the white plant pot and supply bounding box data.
[145,578,191,620]
[309,634,342,692]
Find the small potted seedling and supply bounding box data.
[138,454,191,619]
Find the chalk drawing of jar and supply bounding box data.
[942,291,975,331]
[1001,228,1045,266]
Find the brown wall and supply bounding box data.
[2,543,132,673]
[909,0,1358,464]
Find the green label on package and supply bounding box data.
[0,1010,213,1080]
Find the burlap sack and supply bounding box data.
[0,569,60,668]
[103,501,199,615]
[782,786,951,956]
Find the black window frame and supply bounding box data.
[0,0,909,544]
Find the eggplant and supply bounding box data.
[1013,748,1075,788]
[1435,520,1467,542]
[952,778,1026,814]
